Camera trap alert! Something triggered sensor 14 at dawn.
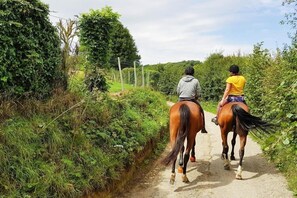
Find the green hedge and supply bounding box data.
[0,0,61,98]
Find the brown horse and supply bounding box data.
[218,102,272,179]
[162,101,204,184]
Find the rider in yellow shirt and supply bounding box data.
[211,65,246,125]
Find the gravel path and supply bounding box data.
[119,111,294,198]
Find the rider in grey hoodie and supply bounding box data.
[177,67,207,133]
[177,75,201,100]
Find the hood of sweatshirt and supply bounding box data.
[181,75,194,82]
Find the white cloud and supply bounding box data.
[42,0,290,64]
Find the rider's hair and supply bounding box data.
[185,67,194,75]
[229,65,239,74]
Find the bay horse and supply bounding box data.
[162,101,204,184]
[218,102,272,179]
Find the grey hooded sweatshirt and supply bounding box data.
[177,75,201,100]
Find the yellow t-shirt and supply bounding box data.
[226,75,246,95]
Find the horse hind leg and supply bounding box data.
[190,140,196,162]
[170,158,177,184]
[236,135,247,180]
[221,131,231,170]
[235,149,244,180]
[230,132,237,160]
[181,140,194,183]
[178,146,184,173]
[182,153,190,183]
[222,145,231,170]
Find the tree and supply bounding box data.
[245,42,272,115]
[56,19,77,77]
[0,0,61,98]
[199,53,226,101]
[281,0,297,42]
[78,7,120,69]
[78,6,120,91]
[109,22,141,69]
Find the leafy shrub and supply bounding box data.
[0,0,61,99]
[248,44,297,195]
[84,71,109,92]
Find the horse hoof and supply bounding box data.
[190,156,196,162]
[230,156,236,160]
[224,163,231,170]
[170,178,175,184]
[182,175,190,183]
[236,174,243,180]
[170,173,176,184]
[178,166,183,173]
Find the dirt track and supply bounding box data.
[119,111,294,198]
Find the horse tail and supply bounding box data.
[231,104,273,134]
[162,104,190,166]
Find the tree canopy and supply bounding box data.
[109,21,141,69]
[78,7,120,69]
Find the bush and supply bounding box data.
[0,0,61,99]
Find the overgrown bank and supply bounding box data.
[0,88,169,197]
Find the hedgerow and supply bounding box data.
[0,0,61,98]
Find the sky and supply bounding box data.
[42,0,292,65]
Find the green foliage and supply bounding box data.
[200,101,217,113]
[281,0,297,42]
[84,70,109,92]
[0,88,168,197]
[196,53,225,101]
[78,6,120,69]
[68,71,87,96]
[245,42,272,114]
[145,61,200,95]
[108,81,134,92]
[282,42,297,70]
[196,53,249,101]
[78,7,124,92]
[246,43,296,195]
[0,0,61,98]
[121,68,137,85]
[110,67,157,88]
[143,54,248,102]
[109,22,141,69]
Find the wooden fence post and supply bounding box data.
[142,65,144,87]
[118,57,124,91]
[134,61,137,87]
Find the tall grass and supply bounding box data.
[0,87,169,197]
